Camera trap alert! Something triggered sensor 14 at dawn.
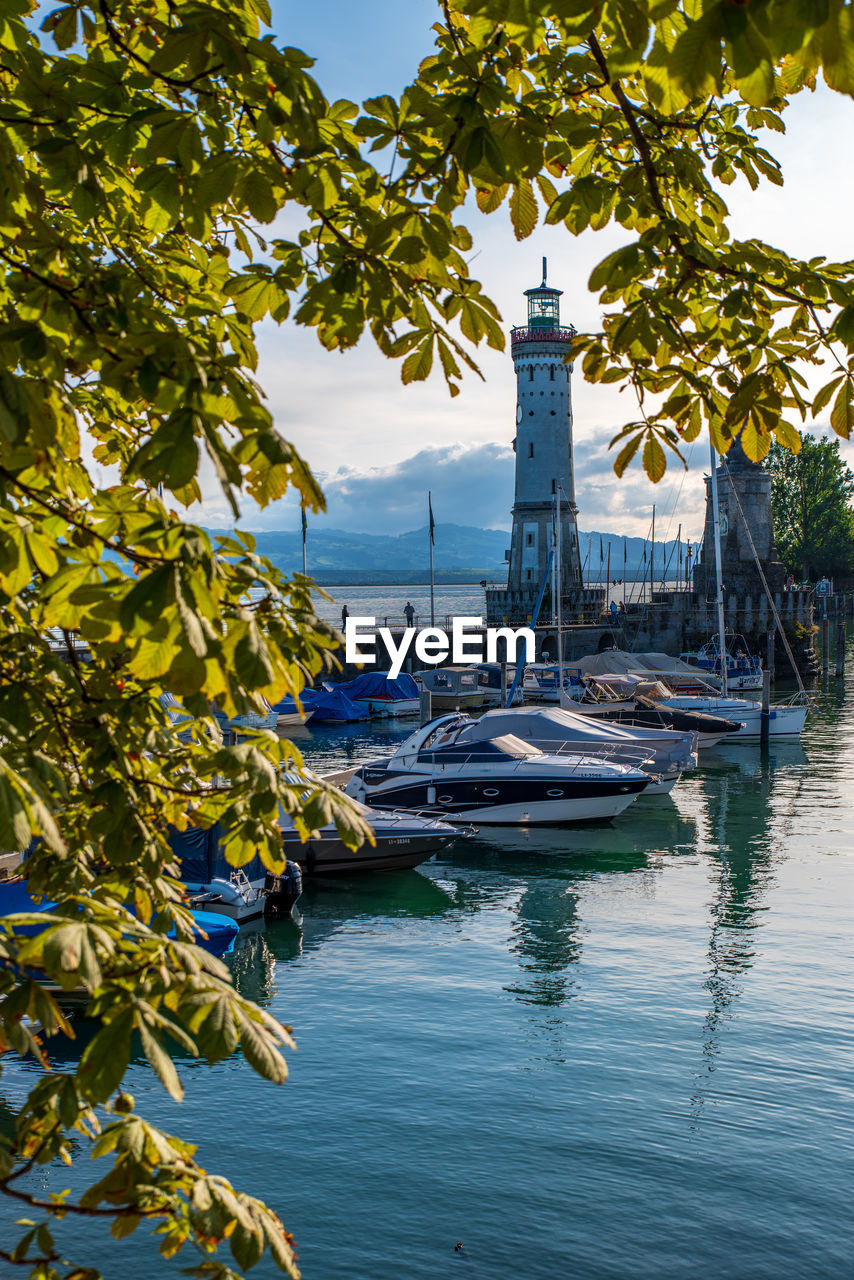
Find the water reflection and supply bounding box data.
[687,741,808,1122]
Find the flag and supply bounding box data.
[428,491,435,546]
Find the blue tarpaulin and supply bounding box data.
[0,878,237,956]
[272,687,365,722]
[168,824,267,886]
[331,672,418,701]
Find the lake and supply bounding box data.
[2,671,853,1278]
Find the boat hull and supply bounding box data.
[664,697,807,740]
[284,828,456,874]
[353,697,421,718]
[355,775,648,826]
[426,692,485,710]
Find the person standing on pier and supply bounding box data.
[404,600,415,627]
[340,603,349,629]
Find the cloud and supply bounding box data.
[203,442,517,534]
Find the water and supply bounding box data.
[2,678,854,1278]
[312,583,486,628]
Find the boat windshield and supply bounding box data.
[419,733,541,762]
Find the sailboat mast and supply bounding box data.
[650,504,655,605]
[551,489,558,625]
[708,439,728,696]
[556,485,564,694]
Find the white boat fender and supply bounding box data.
[207,877,247,906]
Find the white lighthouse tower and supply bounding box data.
[486,261,584,624]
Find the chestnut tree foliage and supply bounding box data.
[1,0,853,1275]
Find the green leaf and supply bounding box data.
[613,432,643,478]
[830,380,854,438]
[509,179,537,240]
[642,435,667,483]
[78,1011,134,1102]
[138,1020,184,1102]
[401,336,434,383]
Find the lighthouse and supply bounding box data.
[486,262,583,626]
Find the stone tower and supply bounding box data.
[505,260,582,598]
[694,436,785,598]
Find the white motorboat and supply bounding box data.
[521,662,579,702]
[559,681,744,748]
[345,714,652,825]
[659,693,808,740]
[455,705,698,796]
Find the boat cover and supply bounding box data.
[461,706,692,749]
[168,824,267,885]
[273,688,364,722]
[0,877,237,956]
[574,649,708,678]
[332,672,419,701]
[305,687,365,722]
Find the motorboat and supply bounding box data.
[680,635,763,692]
[658,692,808,740]
[469,662,522,705]
[271,694,307,729]
[345,714,652,825]
[419,666,484,709]
[560,682,744,748]
[0,875,239,958]
[170,824,292,923]
[330,672,420,718]
[273,687,367,726]
[521,662,579,702]
[455,705,698,796]
[279,797,459,873]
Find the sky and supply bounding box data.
[193,1,854,544]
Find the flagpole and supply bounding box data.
[428,491,435,627]
[301,507,307,577]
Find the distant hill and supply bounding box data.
[219,524,691,584]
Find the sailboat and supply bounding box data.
[655,439,808,741]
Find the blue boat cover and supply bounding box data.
[331,672,418,701]
[189,910,238,956]
[168,824,268,887]
[273,687,366,722]
[305,687,365,722]
[0,878,237,957]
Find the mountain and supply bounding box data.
[218,524,691,584]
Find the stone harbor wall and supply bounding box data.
[693,440,786,598]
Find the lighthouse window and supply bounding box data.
[528,442,534,458]
[550,367,555,381]
[526,570,532,580]
[526,533,534,546]
[528,365,533,381]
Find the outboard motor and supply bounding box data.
[263,861,303,919]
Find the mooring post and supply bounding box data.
[765,627,775,685]
[822,609,829,673]
[760,670,771,745]
[419,688,432,725]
